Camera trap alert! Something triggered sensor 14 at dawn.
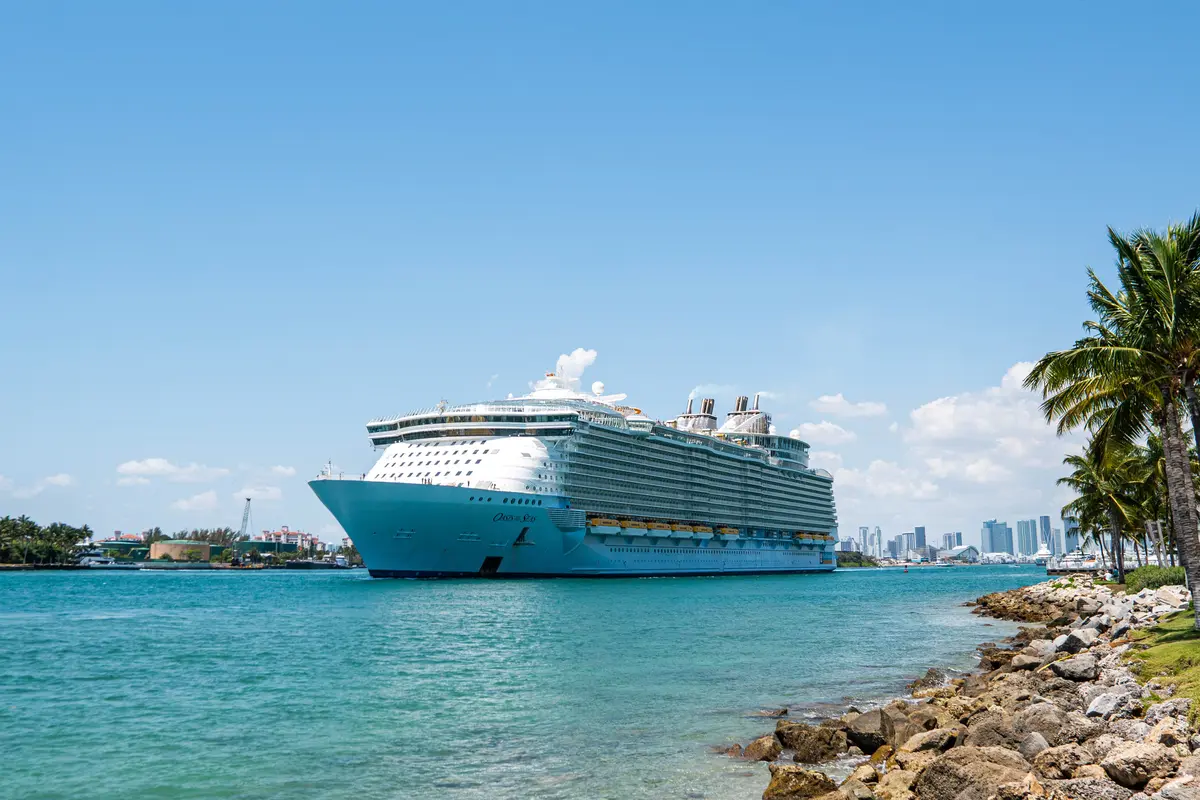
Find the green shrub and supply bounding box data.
[1126,565,1187,594]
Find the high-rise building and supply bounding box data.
[840,537,859,552]
[1039,515,1052,551]
[874,526,882,558]
[914,526,926,549]
[1050,528,1062,555]
[887,538,898,559]
[859,526,869,553]
[954,531,963,547]
[982,520,1015,555]
[1016,519,1039,556]
[902,531,916,556]
[1063,517,1081,552]
[942,532,957,551]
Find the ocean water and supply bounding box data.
[0,565,1044,800]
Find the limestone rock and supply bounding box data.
[913,746,1031,800]
[900,728,957,753]
[839,778,876,800]
[848,764,878,784]
[996,772,1047,800]
[1088,735,1129,762]
[1109,720,1152,742]
[965,708,1021,748]
[1147,700,1193,727]
[1063,629,1101,654]
[1101,742,1181,789]
[1034,744,1093,779]
[1145,718,1190,748]
[1014,703,1099,746]
[1158,777,1200,800]
[849,710,895,755]
[1020,732,1051,761]
[723,743,743,758]
[777,721,849,764]
[872,769,916,800]
[745,734,783,761]
[893,749,939,774]
[1178,755,1200,777]
[1050,777,1133,800]
[1088,693,1138,721]
[1025,640,1058,659]
[1053,654,1101,682]
[1012,654,1043,671]
[764,763,839,800]
[1075,765,1110,780]
[909,669,947,692]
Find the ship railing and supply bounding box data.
[312,472,367,481]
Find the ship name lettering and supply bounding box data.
[492,513,537,523]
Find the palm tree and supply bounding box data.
[1058,444,1147,583]
[1027,217,1200,626]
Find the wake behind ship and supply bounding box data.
[310,370,839,578]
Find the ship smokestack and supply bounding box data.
[702,398,715,415]
[735,395,749,412]
[686,397,694,415]
[753,393,760,410]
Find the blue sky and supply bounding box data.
[2,2,1198,547]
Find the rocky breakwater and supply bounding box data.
[727,576,1198,800]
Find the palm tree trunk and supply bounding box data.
[1159,395,1200,628]
[1184,381,1200,456]
[1107,511,1126,584]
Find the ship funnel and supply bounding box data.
[685,397,694,414]
[735,395,749,412]
[753,393,760,410]
[702,398,715,415]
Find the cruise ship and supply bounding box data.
[310,371,839,578]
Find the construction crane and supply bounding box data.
[237,497,252,541]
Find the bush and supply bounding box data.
[1126,565,1187,594]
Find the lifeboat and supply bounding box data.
[587,518,621,534]
[646,522,672,532]
[669,524,694,539]
[619,519,647,530]
[692,525,714,541]
[716,527,740,540]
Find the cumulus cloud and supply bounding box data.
[791,421,857,445]
[837,361,1085,546]
[835,460,940,501]
[270,465,296,477]
[809,393,887,418]
[171,490,218,511]
[236,486,282,501]
[117,458,230,484]
[808,450,844,471]
[533,348,598,392]
[5,473,75,499]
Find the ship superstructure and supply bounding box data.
[310,370,838,577]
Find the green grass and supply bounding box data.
[1127,609,1200,721]
[1126,565,1188,594]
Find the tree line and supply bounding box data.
[0,516,92,564]
[1027,212,1200,629]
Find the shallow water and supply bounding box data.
[0,565,1044,800]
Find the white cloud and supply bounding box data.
[834,460,940,501]
[533,348,598,392]
[888,421,899,433]
[7,473,75,499]
[486,373,499,391]
[809,393,887,418]
[270,465,296,477]
[236,485,282,502]
[791,421,857,445]
[808,450,844,471]
[171,490,218,511]
[117,458,229,483]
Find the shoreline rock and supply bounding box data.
[731,575,1197,800]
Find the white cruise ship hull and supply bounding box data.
[311,479,835,578]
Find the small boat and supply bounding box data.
[587,518,621,533]
[669,524,694,539]
[646,522,672,534]
[716,527,740,540]
[79,556,141,570]
[619,519,647,531]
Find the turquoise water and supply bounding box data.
[0,566,1044,800]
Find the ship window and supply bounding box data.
[486,496,491,501]
[502,498,508,504]
[467,471,473,475]
[469,496,474,501]
[456,471,462,476]
[473,450,479,454]
[476,459,481,464]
